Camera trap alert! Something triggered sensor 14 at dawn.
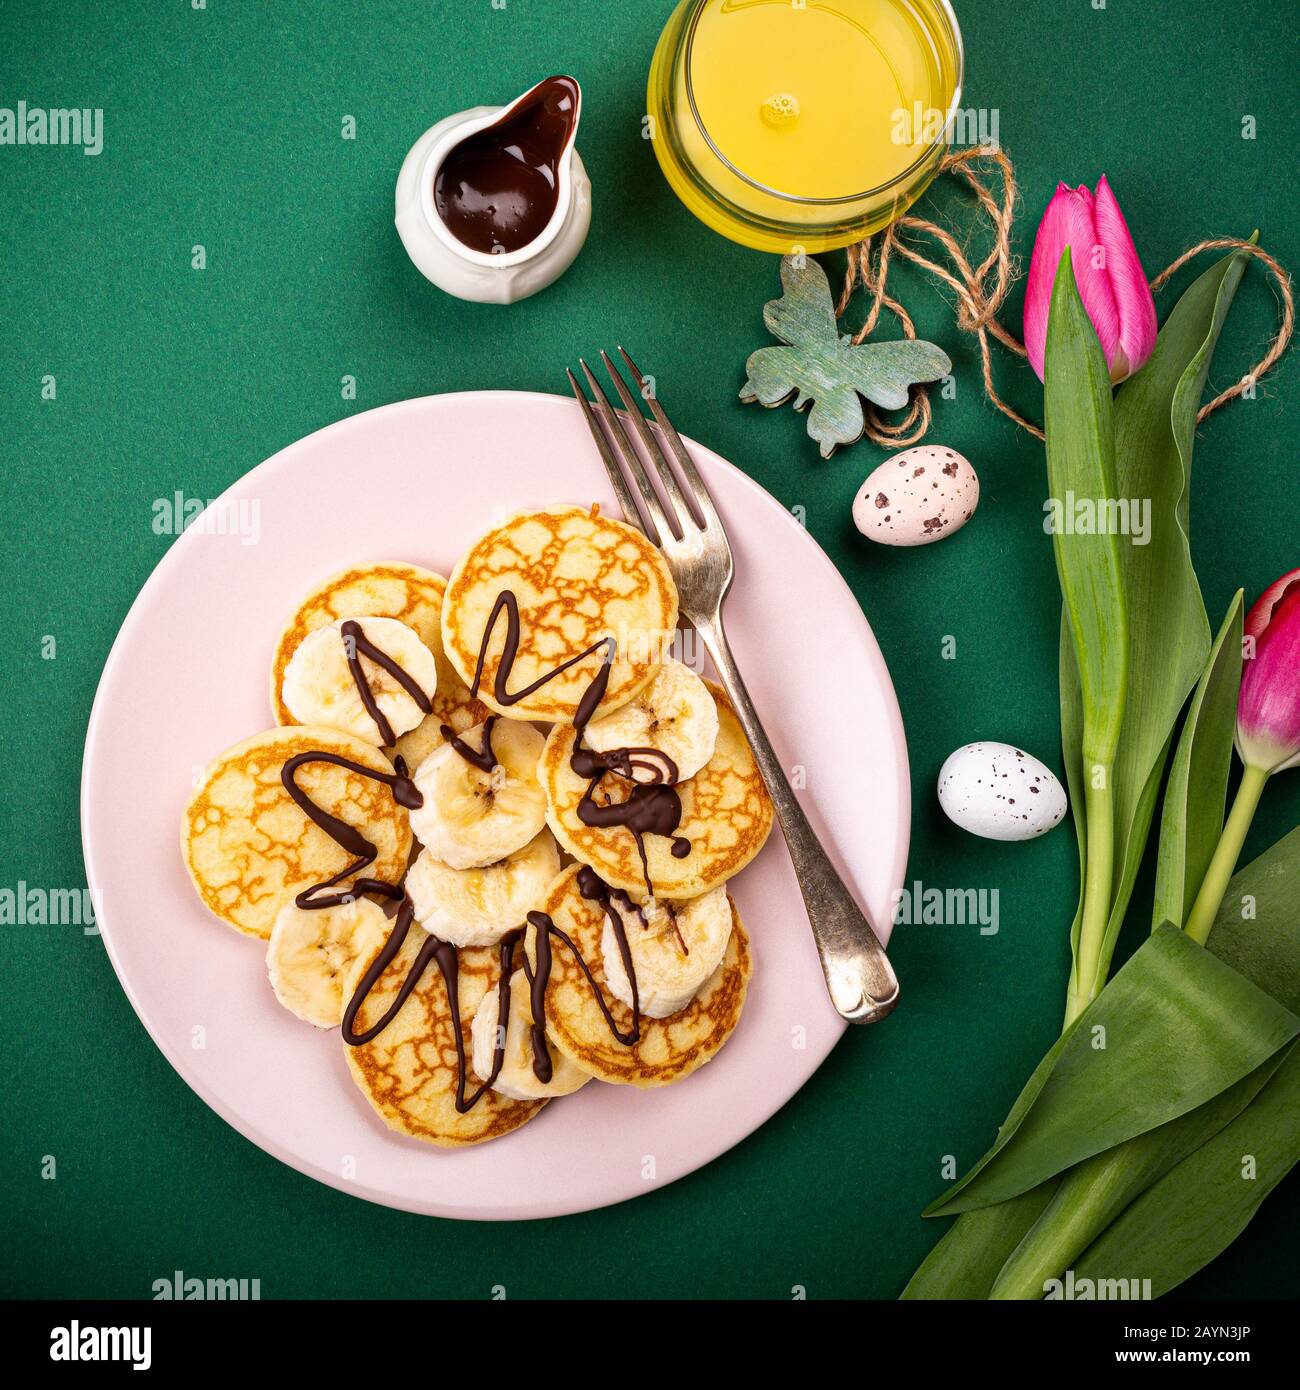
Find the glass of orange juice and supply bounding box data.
[647,0,963,253]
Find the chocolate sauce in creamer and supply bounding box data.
[287,587,694,1108]
[434,76,579,256]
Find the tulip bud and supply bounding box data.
[1236,569,1300,774]
[1024,176,1158,385]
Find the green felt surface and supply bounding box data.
[2,0,1297,1300]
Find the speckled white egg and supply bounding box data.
[853,445,979,546]
[937,742,1067,841]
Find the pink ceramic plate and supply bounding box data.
[81,392,909,1220]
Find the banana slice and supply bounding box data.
[410,718,547,869]
[280,616,439,746]
[470,969,593,1101]
[405,830,560,947]
[266,897,391,1027]
[582,658,719,784]
[601,887,732,1018]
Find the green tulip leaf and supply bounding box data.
[981,593,1251,1298]
[905,829,1300,1299]
[987,1047,1289,1298]
[739,254,951,458]
[1205,824,1300,1014]
[924,926,1300,1217]
[1152,591,1245,930]
[1070,831,1300,1296]
[1060,242,1254,1004]
[1045,249,1128,766]
[901,1182,1058,1299]
[1043,250,1128,1021]
[1072,1045,1300,1298]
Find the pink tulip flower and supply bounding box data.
[1237,569,1300,774]
[1185,569,1300,945]
[1023,176,1158,385]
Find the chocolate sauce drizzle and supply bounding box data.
[280,745,528,1109]
[289,586,696,1109]
[340,899,519,1113]
[439,716,498,774]
[509,867,645,1084]
[468,588,691,895]
[280,750,422,908]
[339,619,432,747]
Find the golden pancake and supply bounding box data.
[440,506,678,723]
[344,922,544,1146]
[525,864,751,1087]
[270,561,487,769]
[540,681,774,898]
[181,726,413,939]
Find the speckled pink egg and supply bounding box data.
[852,445,979,547]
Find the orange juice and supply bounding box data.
[647,0,963,252]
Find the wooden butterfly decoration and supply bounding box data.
[741,254,952,458]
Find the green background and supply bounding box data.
[3,0,1297,1299]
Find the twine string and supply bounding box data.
[839,147,1294,446]
[1148,239,1295,419]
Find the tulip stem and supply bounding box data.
[1064,767,1114,1027]
[1184,763,1269,946]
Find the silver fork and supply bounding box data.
[567,348,900,1025]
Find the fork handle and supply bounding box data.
[691,611,900,1025]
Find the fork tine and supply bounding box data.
[578,358,672,546]
[616,346,723,533]
[599,350,698,540]
[566,368,646,536]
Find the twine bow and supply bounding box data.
[836,147,1295,446]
